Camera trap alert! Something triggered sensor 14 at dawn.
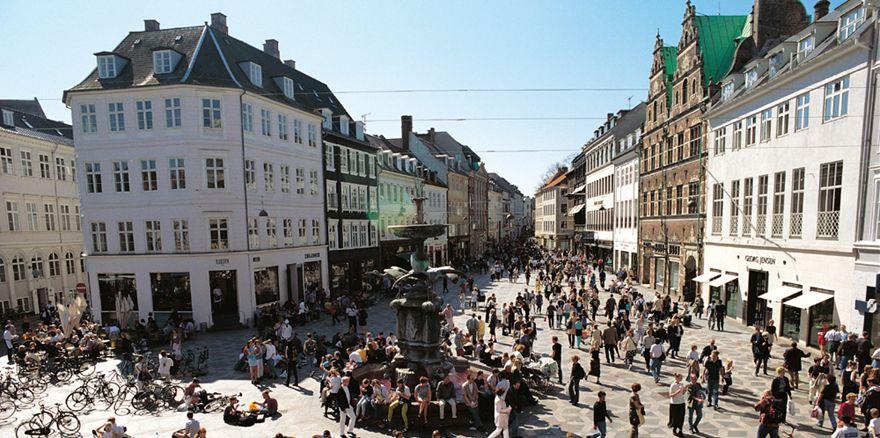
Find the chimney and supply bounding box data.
[355,121,365,140]
[283,59,296,69]
[814,0,830,20]
[210,13,228,34]
[144,19,160,31]
[401,115,413,150]
[263,39,280,59]
[428,127,436,145]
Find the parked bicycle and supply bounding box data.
[14,403,80,438]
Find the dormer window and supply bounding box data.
[769,52,784,77]
[839,7,865,41]
[97,55,117,78]
[153,50,173,74]
[2,110,12,126]
[240,62,262,87]
[282,77,294,99]
[745,68,758,89]
[798,35,814,60]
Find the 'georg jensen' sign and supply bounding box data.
[744,255,775,265]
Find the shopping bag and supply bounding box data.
[787,399,796,416]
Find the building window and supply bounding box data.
[297,219,307,245]
[713,127,726,155]
[136,100,153,130]
[263,162,275,192]
[169,158,185,190]
[776,102,790,137]
[64,253,75,275]
[0,147,12,175]
[266,217,277,248]
[59,204,71,231]
[795,93,810,131]
[145,220,162,252]
[295,167,305,194]
[732,121,743,151]
[760,109,772,142]
[745,115,757,146]
[772,171,786,238]
[5,201,19,232]
[282,77,294,99]
[341,184,350,210]
[141,159,157,191]
[311,219,320,245]
[153,50,173,73]
[172,219,189,251]
[108,102,125,132]
[310,169,319,196]
[39,154,50,178]
[293,119,302,144]
[11,257,26,281]
[712,183,723,235]
[328,222,337,249]
[745,68,758,89]
[340,148,349,174]
[722,82,734,101]
[86,162,102,193]
[239,103,254,132]
[97,55,116,78]
[81,104,97,133]
[839,7,865,41]
[117,221,134,252]
[164,98,181,128]
[201,98,222,129]
[278,114,288,141]
[113,161,130,192]
[208,218,229,250]
[280,165,290,193]
[247,62,262,87]
[327,180,338,209]
[823,75,849,122]
[43,203,56,231]
[325,145,335,171]
[308,123,317,147]
[817,161,843,239]
[756,175,769,236]
[790,167,805,238]
[205,157,225,189]
[743,178,754,236]
[248,218,259,249]
[55,157,67,181]
[341,221,350,248]
[260,108,271,136]
[797,35,813,59]
[19,150,32,177]
[283,218,294,246]
[730,180,740,236]
[75,206,80,231]
[244,159,256,190]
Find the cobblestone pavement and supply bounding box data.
[0,273,828,437]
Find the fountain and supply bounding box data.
[386,186,461,377]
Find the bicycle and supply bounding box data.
[14,403,80,438]
[0,373,36,407]
[65,374,120,412]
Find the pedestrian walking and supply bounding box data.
[686,373,704,435]
[569,355,585,405]
[552,336,563,384]
[815,374,839,429]
[702,350,723,409]
[589,345,601,384]
[487,388,511,438]
[769,367,792,423]
[629,383,644,438]
[754,390,784,438]
[649,338,665,383]
[668,373,686,437]
[593,391,613,437]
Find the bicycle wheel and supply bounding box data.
[161,385,184,407]
[13,387,34,406]
[15,419,43,438]
[98,382,121,404]
[65,389,91,412]
[0,398,15,421]
[56,411,81,435]
[131,392,153,411]
[77,360,95,377]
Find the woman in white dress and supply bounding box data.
[488,388,512,438]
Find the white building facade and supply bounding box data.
[534,171,569,250]
[0,102,85,315]
[701,1,874,346]
[611,103,644,274]
[424,180,448,266]
[65,15,332,327]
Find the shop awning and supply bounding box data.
[567,204,585,216]
[784,291,833,309]
[758,285,802,303]
[570,184,586,195]
[708,274,738,288]
[692,272,721,283]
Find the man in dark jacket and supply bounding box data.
[569,355,586,405]
[782,342,810,389]
[856,331,874,370]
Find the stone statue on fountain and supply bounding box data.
[385,181,462,376]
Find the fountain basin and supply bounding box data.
[388,223,447,240]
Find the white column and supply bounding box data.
[135,271,153,322]
[190,269,212,328]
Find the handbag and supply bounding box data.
[810,405,820,419]
[787,399,796,416]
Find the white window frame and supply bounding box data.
[280,164,291,193]
[19,150,32,177]
[0,147,12,174]
[795,93,810,131]
[282,77,295,99]
[241,103,254,132]
[208,217,229,250]
[169,158,186,190]
[204,157,225,190]
[248,63,262,87]
[85,162,102,193]
[97,56,117,78]
[40,153,53,179]
[81,104,97,133]
[839,7,865,42]
[90,222,108,252]
[260,108,271,136]
[141,159,157,191]
[264,162,275,192]
[823,75,850,122]
[309,169,319,196]
[201,98,222,129]
[745,115,757,146]
[278,114,288,141]
[136,100,153,130]
[118,221,135,253]
[153,50,173,74]
[776,102,790,137]
[6,201,20,232]
[172,219,190,252]
[713,127,726,156]
[760,108,773,142]
[797,35,813,60]
[164,98,181,128]
[145,220,162,252]
[108,102,125,132]
[295,167,305,195]
[245,159,256,190]
[732,121,743,151]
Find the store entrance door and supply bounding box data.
[746,270,769,327]
[209,270,239,327]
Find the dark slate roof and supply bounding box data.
[488,172,522,196]
[0,98,45,118]
[65,24,350,119]
[0,103,74,144]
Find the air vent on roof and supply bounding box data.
[329,96,335,104]
[313,90,321,100]
[297,84,303,90]
[133,39,141,46]
[21,117,33,129]
[55,129,63,136]
[174,35,182,43]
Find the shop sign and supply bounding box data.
[215,258,229,265]
[305,252,321,260]
[744,255,775,265]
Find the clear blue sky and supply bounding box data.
[0,0,831,194]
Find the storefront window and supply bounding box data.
[654,258,665,288]
[669,261,680,292]
[781,298,802,342]
[98,273,137,323]
[304,261,322,296]
[808,297,834,348]
[330,263,347,291]
[150,272,192,320]
[254,266,279,306]
[725,280,741,318]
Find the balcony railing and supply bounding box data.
[790,212,802,238]
[817,210,839,240]
[730,215,739,236]
[771,213,783,238]
[756,215,766,236]
[712,217,722,235]
[743,216,753,237]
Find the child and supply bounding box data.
[593,390,613,437]
[869,408,879,438]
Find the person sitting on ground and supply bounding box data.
[257,389,278,416]
[92,416,125,438]
[184,378,207,410]
[172,411,200,438]
[223,396,259,426]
